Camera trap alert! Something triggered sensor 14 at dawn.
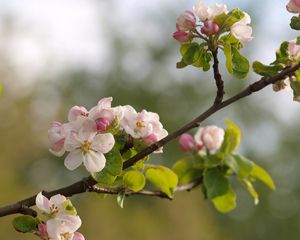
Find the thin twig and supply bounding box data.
[212,49,225,105]
[0,63,299,218]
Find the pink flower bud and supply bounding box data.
[288,40,300,60]
[200,20,219,36]
[73,232,85,240]
[195,126,224,151]
[37,223,48,239]
[179,134,196,152]
[48,121,65,156]
[173,30,193,44]
[95,117,110,132]
[176,10,196,31]
[287,0,300,13]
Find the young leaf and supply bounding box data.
[290,16,300,30]
[220,119,242,154]
[212,187,236,213]
[117,192,126,208]
[242,179,259,205]
[250,164,276,190]
[172,158,202,185]
[225,155,253,178]
[204,168,229,199]
[290,80,300,102]
[252,61,283,77]
[181,43,200,65]
[146,166,178,198]
[13,215,39,233]
[214,8,245,31]
[123,170,146,192]
[92,147,123,184]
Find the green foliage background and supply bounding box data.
[0,1,300,239]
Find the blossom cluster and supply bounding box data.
[173,2,253,44]
[35,192,84,240]
[48,97,168,173]
[179,125,224,154]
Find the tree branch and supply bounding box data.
[212,49,225,105]
[0,63,299,218]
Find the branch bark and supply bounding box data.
[212,49,225,105]
[0,63,299,218]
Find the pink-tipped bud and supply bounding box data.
[173,30,193,44]
[287,0,300,13]
[179,134,196,152]
[37,223,48,239]
[95,118,110,132]
[73,232,85,240]
[176,10,196,31]
[200,20,219,36]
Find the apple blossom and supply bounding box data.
[48,121,66,157]
[193,2,228,22]
[68,106,88,122]
[176,10,196,31]
[287,0,300,13]
[288,39,300,61]
[195,125,224,151]
[64,118,115,173]
[37,223,49,239]
[201,20,219,36]
[230,12,253,43]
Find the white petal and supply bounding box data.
[97,97,113,109]
[46,216,81,239]
[231,24,253,43]
[36,192,50,213]
[92,133,115,153]
[64,132,81,152]
[64,150,83,170]
[46,218,61,239]
[194,127,204,145]
[78,119,97,141]
[83,151,106,173]
[49,194,66,209]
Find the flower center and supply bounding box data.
[49,204,59,215]
[135,121,145,129]
[61,232,72,240]
[80,140,92,154]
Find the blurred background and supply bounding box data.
[0,0,299,239]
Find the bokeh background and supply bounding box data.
[0,0,300,239]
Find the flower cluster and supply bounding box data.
[179,125,224,154]
[35,193,84,240]
[173,2,253,44]
[48,97,168,173]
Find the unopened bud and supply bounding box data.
[200,20,219,36]
[95,118,110,132]
[179,134,196,152]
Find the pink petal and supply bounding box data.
[83,151,106,173]
[92,133,115,153]
[78,119,97,141]
[73,232,85,240]
[36,192,50,213]
[64,150,83,170]
[64,132,81,152]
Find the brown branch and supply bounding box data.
[0,63,299,218]
[212,49,225,105]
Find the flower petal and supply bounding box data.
[73,232,85,240]
[36,192,50,213]
[64,132,81,152]
[83,151,106,173]
[91,133,115,153]
[78,119,97,141]
[64,150,83,170]
[49,194,66,209]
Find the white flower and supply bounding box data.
[195,125,224,151]
[230,12,253,43]
[36,192,68,216]
[64,118,115,173]
[193,2,228,22]
[288,39,300,60]
[46,215,82,240]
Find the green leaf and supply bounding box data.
[13,215,39,233]
[172,158,202,185]
[274,41,290,65]
[180,43,200,65]
[291,80,300,102]
[64,199,77,215]
[146,166,178,198]
[220,119,242,154]
[123,170,146,192]
[224,44,249,79]
[252,61,283,77]
[250,164,276,190]
[242,179,259,205]
[92,147,123,184]
[176,59,188,69]
[290,16,300,30]
[212,187,236,213]
[214,8,245,31]
[204,168,229,199]
[117,192,126,208]
[225,155,253,178]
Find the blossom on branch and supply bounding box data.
[230,12,253,43]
